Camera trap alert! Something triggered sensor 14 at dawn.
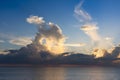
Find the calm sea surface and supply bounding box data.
[0,66,120,80]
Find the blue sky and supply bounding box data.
[0,0,120,50]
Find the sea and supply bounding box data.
[0,66,120,80]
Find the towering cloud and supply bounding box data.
[26,16,65,54]
[74,1,114,58]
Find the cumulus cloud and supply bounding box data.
[81,24,114,58]
[9,37,32,46]
[26,16,45,25]
[81,25,98,31]
[27,16,66,54]
[0,33,33,46]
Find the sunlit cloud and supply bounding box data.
[74,0,91,23]
[65,43,86,47]
[26,16,66,54]
[0,33,33,46]
[27,15,45,25]
[81,24,100,41]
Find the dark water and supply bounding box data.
[0,66,120,80]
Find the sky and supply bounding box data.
[0,0,120,52]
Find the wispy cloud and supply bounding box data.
[9,37,32,46]
[26,16,66,54]
[74,0,92,23]
[0,33,33,46]
[65,43,86,47]
[26,15,45,25]
[74,1,115,58]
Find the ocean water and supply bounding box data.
[0,66,120,80]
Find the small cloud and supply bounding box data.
[65,43,86,47]
[26,16,45,25]
[81,24,98,31]
[9,37,32,46]
[105,37,112,41]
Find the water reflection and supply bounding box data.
[86,67,120,80]
[0,66,120,80]
[33,67,65,80]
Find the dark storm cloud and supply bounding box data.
[0,46,120,66]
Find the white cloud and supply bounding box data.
[0,33,33,46]
[81,24,98,31]
[26,16,45,25]
[105,37,112,41]
[65,43,86,47]
[74,1,92,22]
[9,37,32,46]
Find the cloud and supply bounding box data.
[0,33,33,46]
[81,24,98,31]
[9,37,32,46]
[0,40,5,43]
[105,37,112,41]
[65,43,86,47]
[26,16,66,54]
[74,0,92,23]
[0,50,9,54]
[26,16,45,25]
[81,24,101,41]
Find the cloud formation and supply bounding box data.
[74,1,114,58]
[26,16,66,54]
[0,16,120,66]
[27,16,45,24]
[9,37,32,46]
[74,0,91,23]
